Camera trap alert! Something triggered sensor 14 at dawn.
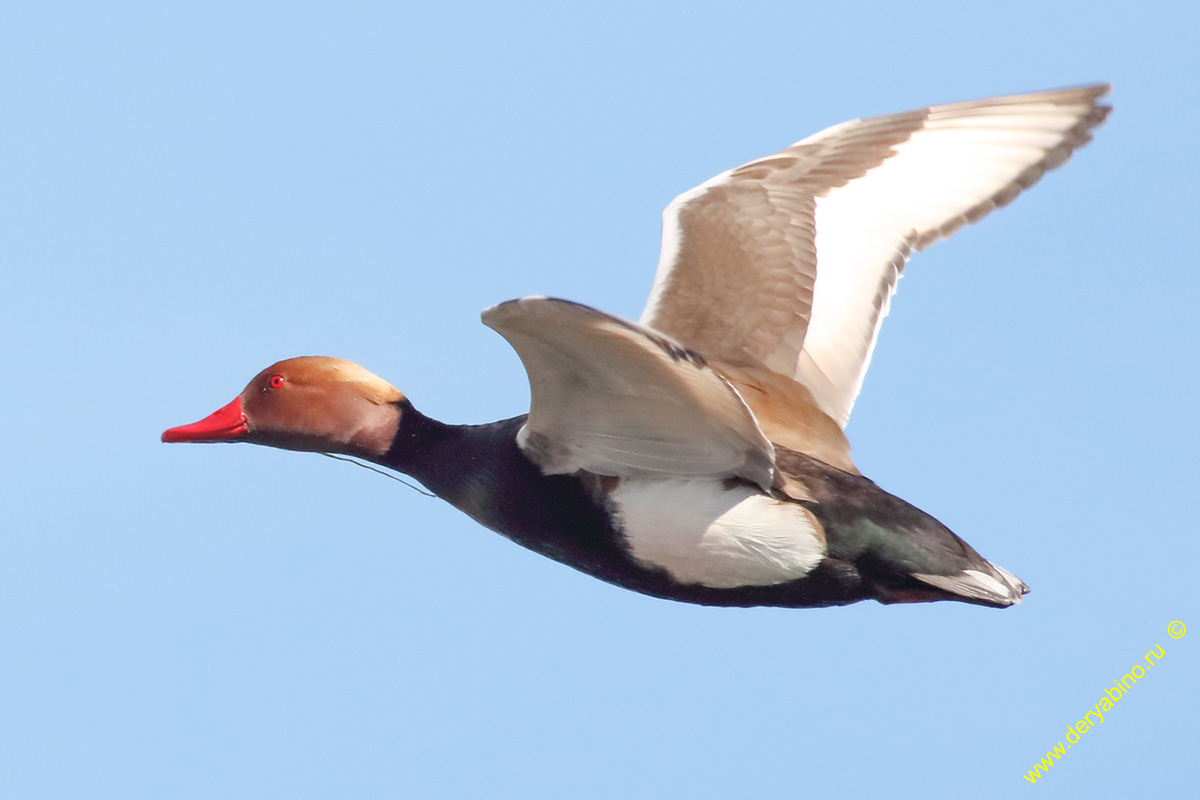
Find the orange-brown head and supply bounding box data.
[162,356,406,458]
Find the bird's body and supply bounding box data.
[164,85,1111,609]
[290,403,1022,609]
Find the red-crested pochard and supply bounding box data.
[164,85,1110,608]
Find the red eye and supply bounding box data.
[269,374,285,389]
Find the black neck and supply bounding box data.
[374,401,512,503]
[370,400,622,571]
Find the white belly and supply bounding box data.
[609,478,826,589]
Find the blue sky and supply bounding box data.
[2,1,1196,797]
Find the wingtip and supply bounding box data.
[483,296,618,331]
[481,295,554,329]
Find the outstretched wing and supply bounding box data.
[482,297,775,490]
[640,85,1110,426]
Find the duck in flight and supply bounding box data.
[164,85,1110,609]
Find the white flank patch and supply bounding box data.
[611,478,825,589]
